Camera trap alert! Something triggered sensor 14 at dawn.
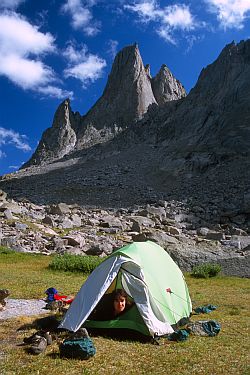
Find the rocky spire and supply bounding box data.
[76,44,157,148]
[22,99,78,168]
[151,64,186,105]
[23,44,188,165]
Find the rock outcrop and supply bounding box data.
[151,64,186,105]
[23,99,80,167]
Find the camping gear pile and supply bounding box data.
[45,287,74,312]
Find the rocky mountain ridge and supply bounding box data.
[0,40,249,256]
[23,44,186,168]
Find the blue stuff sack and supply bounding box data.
[59,337,96,360]
[202,320,221,336]
[194,304,217,314]
[167,329,189,342]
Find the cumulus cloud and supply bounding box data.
[0,0,25,9]
[63,43,106,87]
[62,0,101,36]
[205,0,250,29]
[0,127,31,156]
[124,1,196,44]
[0,12,71,98]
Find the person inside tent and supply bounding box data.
[89,289,133,321]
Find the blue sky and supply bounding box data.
[0,0,250,176]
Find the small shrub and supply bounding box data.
[191,263,221,278]
[48,254,104,273]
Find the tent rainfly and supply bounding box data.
[59,241,192,337]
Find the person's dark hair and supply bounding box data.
[114,289,127,301]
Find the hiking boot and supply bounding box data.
[41,331,52,345]
[30,337,47,355]
[24,330,52,345]
[23,332,43,345]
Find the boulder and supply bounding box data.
[48,203,71,215]
[130,216,155,233]
[71,214,82,227]
[4,209,13,220]
[63,235,85,247]
[99,215,124,229]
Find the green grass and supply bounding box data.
[0,251,249,375]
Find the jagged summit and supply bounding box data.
[152,64,186,105]
[23,99,79,168]
[23,43,185,166]
[76,43,157,148]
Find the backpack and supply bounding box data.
[186,320,221,336]
[59,337,96,360]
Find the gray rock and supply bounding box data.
[0,202,22,214]
[42,216,54,226]
[71,214,82,227]
[205,231,225,241]
[139,205,166,221]
[63,235,85,247]
[152,64,186,105]
[130,216,155,233]
[99,215,123,229]
[0,190,7,202]
[60,218,73,229]
[132,230,178,247]
[49,203,71,215]
[4,209,13,220]
[15,222,28,231]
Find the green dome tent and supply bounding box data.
[59,241,192,337]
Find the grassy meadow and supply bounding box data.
[0,249,249,375]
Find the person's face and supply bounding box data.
[113,296,126,314]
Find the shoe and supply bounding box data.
[30,337,47,355]
[42,331,52,345]
[23,331,52,345]
[23,332,42,345]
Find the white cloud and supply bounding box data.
[0,12,70,98]
[37,85,74,99]
[0,12,55,56]
[62,0,101,36]
[124,1,196,44]
[0,127,31,153]
[107,39,119,59]
[156,27,176,44]
[160,4,195,30]
[205,0,250,29]
[0,0,25,9]
[0,150,6,159]
[8,165,20,170]
[63,44,106,87]
[0,54,54,89]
